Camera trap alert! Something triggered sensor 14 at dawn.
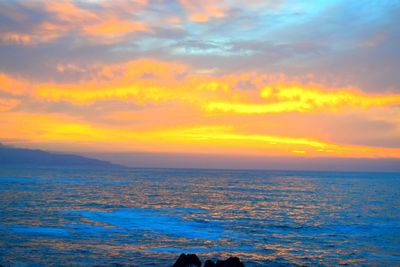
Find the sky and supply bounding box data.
[0,0,400,169]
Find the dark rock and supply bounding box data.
[204,259,216,267]
[216,257,245,267]
[172,253,202,267]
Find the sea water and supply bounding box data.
[0,167,399,266]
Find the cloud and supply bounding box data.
[1,0,398,94]
[205,84,400,114]
[0,73,31,95]
[82,18,149,41]
[2,111,399,158]
[0,0,150,45]
[0,0,399,161]
[165,125,400,158]
[178,0,286,22]
[0,98,20,112]
[1,59,399,114]
[0,56,399,159]
[34,59,189,104]
[178,0,226,22]
[0,33,32,45]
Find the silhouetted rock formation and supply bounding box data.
[204,259,216,267]
[216,257,245,267]
[172,254,245,267]
[172,253,202,267]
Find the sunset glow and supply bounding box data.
[0,0,399,161]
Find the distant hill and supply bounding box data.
[0,143,117,167]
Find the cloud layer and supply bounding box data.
[0,0,399,159]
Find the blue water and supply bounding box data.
[0,167,399,266]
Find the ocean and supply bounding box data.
[0,167,399,266]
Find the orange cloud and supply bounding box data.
[179,0,226,22]
[177,0,286,23]
[35,59,190,104]
[2,0,151,45]
[0,74,31,95]
[43,1,97,23]
[84,18,148,37]
[1,0,285,45]
[2,60,399,115]
[164,125,400,157]
[0,33,32,44]
[1,112,399,158]
[0,98,20,112]
[1,58,399,158]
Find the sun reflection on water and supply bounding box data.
[0,168,399,266]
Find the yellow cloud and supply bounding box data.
[161,126,400,158]
[271,85,400,109]
[35,59,190,104]
[205,101,311,114]
[2,61,399,114]
[1,59,400,158]
[206,84,400,114]
[36,84,176,104]
[2,112,398,158]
